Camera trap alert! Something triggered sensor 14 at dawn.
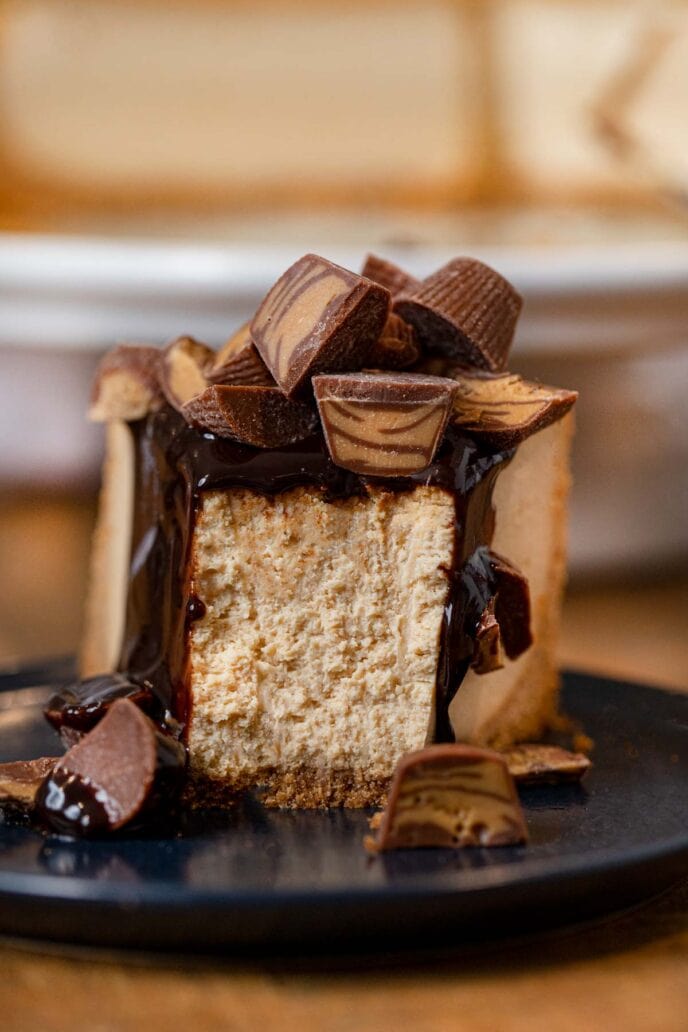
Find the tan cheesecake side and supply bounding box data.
[449,413,574,746]
[81,421,135,679]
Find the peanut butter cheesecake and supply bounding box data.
[46,252,577,814]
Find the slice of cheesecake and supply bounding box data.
[76,253,577,808]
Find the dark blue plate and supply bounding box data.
[0,665,686,953]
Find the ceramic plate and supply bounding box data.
[0,664,686,953]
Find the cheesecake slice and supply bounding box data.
[74,253,577,809]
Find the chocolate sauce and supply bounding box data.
[45,673,155,740]
[36,769,111,836]
[49,405,517,750]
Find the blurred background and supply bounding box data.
[0,0,686,685]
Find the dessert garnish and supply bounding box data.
[184,383,318,447]
[36,699,185,836]
[501,744,592,785]
[472,598,503,674]
[251,253,390,396]
[360,253,420,297]
[395,258,522,371]
[365,744,528,852]
[482,551,533,661]
[89,344,163,422]
[159,336,213,411]
[0,758,59,814]
[313,371,458,476]
[208,323,273,386]
[447,368,579,448]
[367,312,420,369]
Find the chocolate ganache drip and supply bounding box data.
[48,405,515,744]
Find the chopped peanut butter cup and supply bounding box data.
[209,322,274,387]
[395,258,522,371]
[184,384,317,448]
[366,745,528,851]
[470,550,532,676]
[489,551,533,660]
[366,313,420,370]
[160,336,214,411]
[447,368,578,447]
[502,744,591,785]
[472,598,504,674]
[251,254,390,397]
[89,344,163,422]
[361,254,420,297]
[0,758,59,812]
[313,371,458,477]
[36,698,185,836]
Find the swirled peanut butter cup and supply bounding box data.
[449,368,578,447]
[184,383,317,447]
[366,745,528,851]
[251,254,390,397]
[209,322,273,387]
[361,253,420,297]
[89,344,163,422]
[313,371,457,477]
[395,258,522,371]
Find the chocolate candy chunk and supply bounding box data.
[490,551,532,660]
[184,384,317,448]
[209,322,273,387]
[36,698,185,837]
[160,336,214,411]
[251,254,390,397]
[472,598,504,674]
[89,344,163,422]
[361,254,420,297]
[313,371,457,477]
[366,745,528,852]
[503,744,591,785]
[0,758,59,812]
[366,313,420,370]
[471,552,532,673]
[44,672,155,743]
[448,368,578,447]
[395,258,522,371]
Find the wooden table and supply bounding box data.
[1,493,687,1032]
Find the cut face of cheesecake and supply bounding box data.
[188,485,455,806]
[76,251,577,811]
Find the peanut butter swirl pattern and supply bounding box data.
[251,254,389,396]
[368,745,528,851]
[313,371,458,476]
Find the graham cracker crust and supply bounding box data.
[185,767,392,809]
